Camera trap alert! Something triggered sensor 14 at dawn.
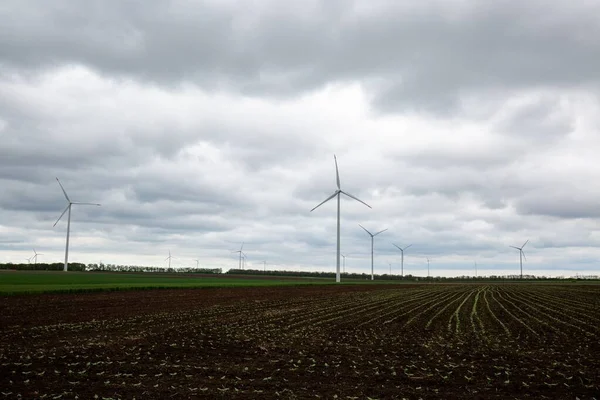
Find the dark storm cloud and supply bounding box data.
[2,1,599,113]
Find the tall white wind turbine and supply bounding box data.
[310,155,371,283]
[359,224,388,281]
[392,243,412,278]
[53,178,101,272]
[510,239,528,279]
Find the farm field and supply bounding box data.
[1,284,599,399]
[0,270,342,294]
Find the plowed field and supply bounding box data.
[1,284,599,399]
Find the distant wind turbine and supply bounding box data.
[474,260,478,278]
[31,248,43,265]
[310,155,371,283]
[510,239,529,279]
[262,260,266,272]
[392,243,412,278]
[53,178,101,272]
[232,242,245,270]
[426,257,431,279]
[359,224,388,281]
[195,259,200,268]
[165,250,172,268]
[341,254,347,274]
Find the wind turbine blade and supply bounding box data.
[334,155,340,190]
[56,178,71,202]
[404,244,413,251]
[373,228,388,237]
[310,191,339,212]
[340,190,372,209]
[522,239,529,249]
[72,202,101,206]
[392,243,402,251]
[53,205,70,227]
[358,224,373,236]
[522,251,527,261]
[509,246,520,250]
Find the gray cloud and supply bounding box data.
[2,1,600,113]
[1,1,600,276]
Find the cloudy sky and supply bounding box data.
[1,0,600,277]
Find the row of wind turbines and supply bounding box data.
[50,157,530,279]
[310,155,531,282]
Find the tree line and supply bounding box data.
[0,262,596,281]
[0,262,221,274]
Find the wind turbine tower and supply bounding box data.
[392,243,412,278]
[510,240,529,279]
[53,178,101,272]
[359,224,388,281]
[165,250,172,269]
[310,155,371,283]
[427,257,431,279]
[30,248,43,265]
[232,242,245,270]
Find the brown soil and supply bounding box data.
[1,284,598,399]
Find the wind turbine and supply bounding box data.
[392,243,412,278]
[53,178,101,272]
[426,257,431,279]
[359,224,388,281]
[341,254,347,274]
[165,250,172,269]
[31,248,43,265]
[262,260,266,272]
[474,260,478,278]
[194,259,200,268]
[310,155,371,283]
[231,242,245,270]
[510,239,528,279]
